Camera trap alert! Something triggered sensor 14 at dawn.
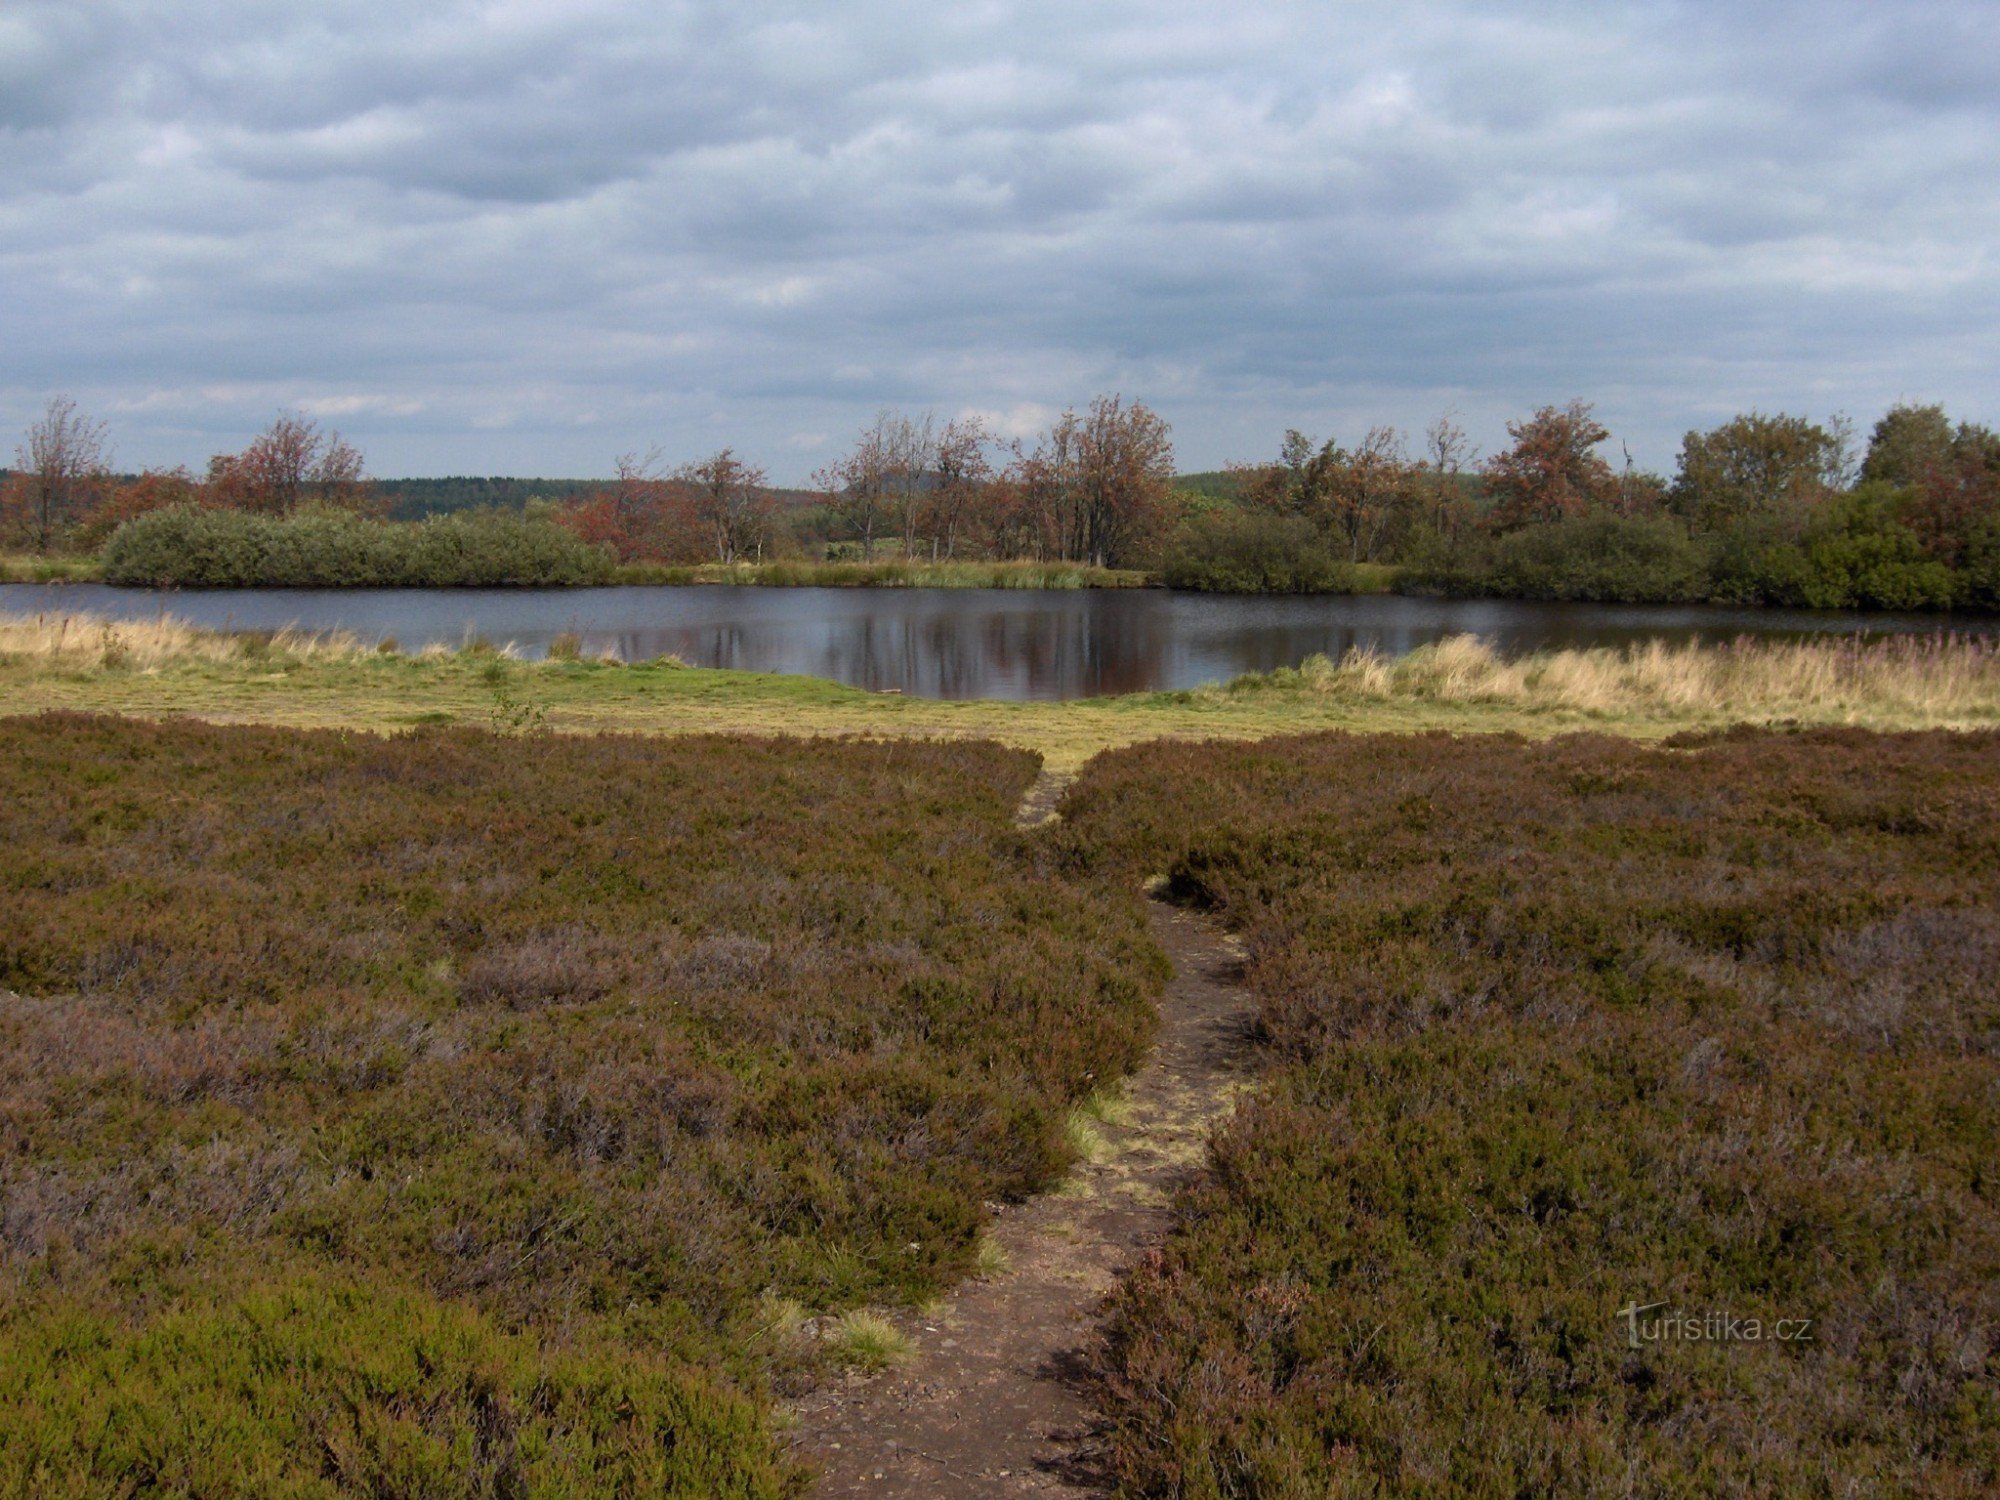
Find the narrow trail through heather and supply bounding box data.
[787,770,1261,1496]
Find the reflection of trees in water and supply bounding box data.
[972,603,1177,699]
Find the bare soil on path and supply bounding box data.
[789,778,1260,1495]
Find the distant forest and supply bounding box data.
[370,476,826,521]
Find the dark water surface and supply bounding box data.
[5,582,1994,701]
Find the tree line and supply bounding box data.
[553,396,1177,571]
[1186,399,2000,608]
[2,395,1181,574]
[8,393,1998,608]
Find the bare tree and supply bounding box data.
[611,446,667,535]
[891,412,941,559]
[1330,425,1409,561]
[1421,411,1474,539]
[817,411,914,559]
[674,448,773,563]
[17,395,111,550]
[924,414,992,560]
[209,412,366,515]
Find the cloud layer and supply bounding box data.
[3,0,1994,478]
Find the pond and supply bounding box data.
[4,582,1993,702]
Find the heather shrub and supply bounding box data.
[0,1275,784,1498]
[1061,728,2000,1495]
[0,715,1163,1492]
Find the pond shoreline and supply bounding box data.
[5,581,1997,702]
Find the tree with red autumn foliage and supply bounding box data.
[207,413,367,516]
[1482,399,1619,531]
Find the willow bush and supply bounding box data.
[100,504,616,588]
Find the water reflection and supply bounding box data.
[4,582,1993,703]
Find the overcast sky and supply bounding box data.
[2,0,1994,482]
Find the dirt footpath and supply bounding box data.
[788,893,1261,1496]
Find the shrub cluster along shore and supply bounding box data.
[96,505,614,588]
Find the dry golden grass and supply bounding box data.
[1264,631,2000,719]
[0,610,377,670]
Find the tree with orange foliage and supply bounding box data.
[560,448,707,564]
[1013,395,1174,568]
[1238,425,1422,562]
[76,467,201,550]
[1482,400,1619,531]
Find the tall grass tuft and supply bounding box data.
[822,1311,914,1371]
[0,610,373,670]
[1222,631,2000,722]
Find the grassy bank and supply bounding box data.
[1060,728,2000,1494]
[608,558,1153,588]
[5,614,2000,773]
[0,553,102,583]
[0,716,1163,1494]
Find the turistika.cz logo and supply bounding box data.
[1616,1302,1815,1349]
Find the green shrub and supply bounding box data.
[1712,498,1965,610]
[1966,516,2000,611]
[1404,513,1708,602]
[100,505,616,588]
[1160,511,1347,592]
[1483,511,1709,601]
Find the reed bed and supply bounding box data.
[0,553,103,583]
[610,558,1151,589]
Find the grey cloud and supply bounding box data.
[0,0,1994,480]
